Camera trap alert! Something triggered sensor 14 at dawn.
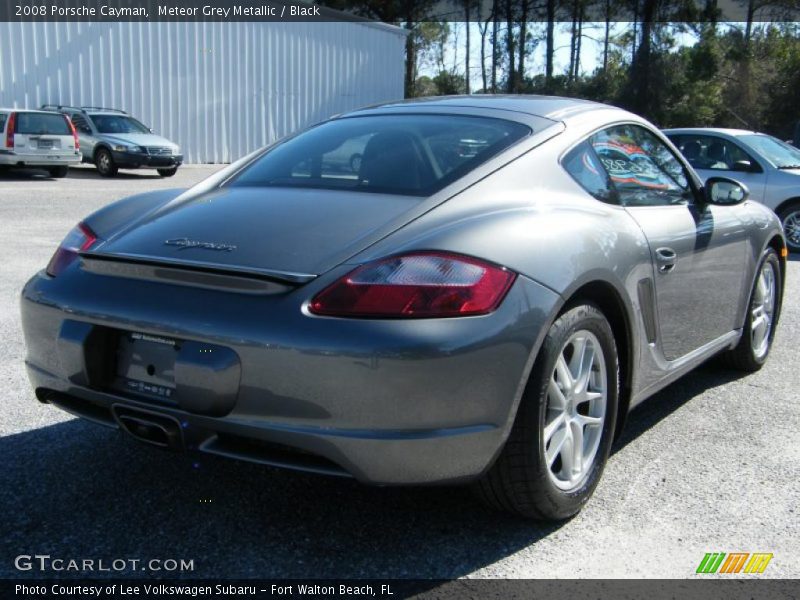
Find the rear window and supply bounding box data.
[15,112,71,135]
[229,115,532,196]
[0,114,6,132]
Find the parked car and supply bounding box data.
[0,108,81,177]
[41,105,183,177]
[665,128,800,252]
[21,97,785,520]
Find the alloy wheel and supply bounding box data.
[751,262,776,359]
[98,152,111,173]
[783,210,800,250]
[544,330,607,491]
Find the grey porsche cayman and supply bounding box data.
[21,96,786,520]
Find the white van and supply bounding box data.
[0,109,82,177]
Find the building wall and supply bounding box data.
[0,21,406,162]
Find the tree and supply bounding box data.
[545,0,556,92]
[477,6,493,92]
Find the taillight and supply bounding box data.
[46,222,98,277]
[309,252,516,318]
[5,112,15,148]
[65,115,79,150]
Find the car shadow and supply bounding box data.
[613,359,746,452]
[0,363,745,580]
[66,166,164,180]
[0,169,58,181]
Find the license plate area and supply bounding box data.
[36,139,55,149]
[111,332,179,404]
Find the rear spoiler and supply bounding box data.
[81,250,317,286]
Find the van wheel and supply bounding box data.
[157,167,178,177]
[475,303,619,520]
[47,166,69,178]
[95,148,118,177]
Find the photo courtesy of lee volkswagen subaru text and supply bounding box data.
[20,96,786,520]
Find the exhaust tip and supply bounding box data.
[112,405,184,451]
[118,415,171,447]
[35,388,56,403]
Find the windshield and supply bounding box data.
[91,115,150,134]
[15,113,70,135]
[229,115,532,196]
[739,134,800,168]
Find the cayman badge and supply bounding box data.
[164,238,237,252]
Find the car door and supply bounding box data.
[669,133,769,204]
[590,124,749,361]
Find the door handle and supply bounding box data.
[655,247,677,273]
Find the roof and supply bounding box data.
[0,107,57,113]
[663,127,761,137]
[348,94,622,122]
[39,105,129,116]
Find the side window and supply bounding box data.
[671,134,753,171]
[591,125,692,207]
[562,141,617,204]
[70,114,91,134]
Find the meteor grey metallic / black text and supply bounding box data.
[20,96,786,519]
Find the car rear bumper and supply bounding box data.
[20,265,559,484]
[111,149,183,169]
[0,150,81,167]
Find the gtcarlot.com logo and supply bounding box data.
[696,552,773,574]
[14,554,195,573]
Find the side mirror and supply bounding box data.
[148,128,154,133]
[704,176,749,206]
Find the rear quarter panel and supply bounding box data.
[352,114,657,401]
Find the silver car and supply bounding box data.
[41,105,183,178]
[21,96,785,520]
[665,128,800,252]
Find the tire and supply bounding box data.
[777,202,800,253]
[157,167,178,177]
[47,166,69,178]
[475,303,619,520]
[95,148,118,177]
[719,248,781,372]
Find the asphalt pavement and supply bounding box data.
[1,165,798,579]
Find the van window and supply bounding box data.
[91,115,149,134]
[15,113,71,135]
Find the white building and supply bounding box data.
[0,20,406,162]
